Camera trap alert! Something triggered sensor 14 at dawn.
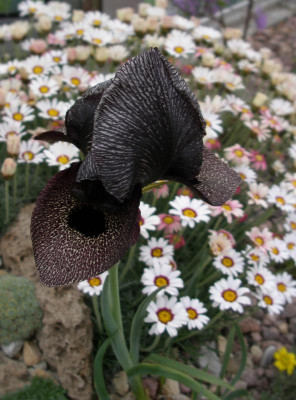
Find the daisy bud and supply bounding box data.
[1,158,17,179]
[271,72,285,86]
[214,41,224,55]
[259,47,273,59]
[35,15,52,33]
[161,15,174,30]
[66,47,77,62]
[116,7,134,22]
[223,27,242,40]
[94,47,109,63]
[262,59,282,75]
[76,46,92,62]
[30,39,47,54]
[138,3,150,17]
[253,92,268,108]
[10,21,29,41]
[0,88,7,107]
[132,17,148,34]
[201,52,215,67]
[156,0,168,7]
[147,17,159,32]
[108,45,129,63]
[7,135,20,157]
[72,9,85,23]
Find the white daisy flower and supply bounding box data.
[141,264,183,297]
[246,227,273,252]
[21,54,54,78]
[201,95,228,114]
[247,182,269,208]
[62,65,91,90]
[29,76,60,98]
[145,295,187,337]
[275,272,296,304]
[143,33,165,49]
[268,238,289,263]
[192,66,214,85]
[48,50,68,65]
[225,94,248,115]
[209,277,251,313]
[18,0,46,17]
[246,265,275,290]
[89,73,115,87]
[193,26,222,43]
[0,121,26,142]
[288,142,296,160]
[172,15,195,31]
[283,232,296,259]
[213,249,244,277]
[227,39,252,58]
[270,98,294,116]
[77,271,108,296]
[18,139,44,164]
[43,142,80,170]
[284,214,296,232]
[165,29,195,58]
[83,11,110,28]
[244,119,271,142]
[107,19,134,43]
[0,60,21,76]
[267,185,295,213]
[237,59,258,74]
[234,165,257,184]
[256,289,285,315]
[36,98,69,120]
[47,1,71,22]
[71,21,90,39]
[209,231,233,256]
[224,73,244,92]
[180,296,209,330]
[169,195,211,228]
[284,173,296,193]
[139,202,161,239]
[2,92,22,111]
[244,246,269,267]
[4,103,34,123]
[139,237,174,268]
[83,28,113,47]
[200,108,223,138]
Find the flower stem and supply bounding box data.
[13,169,17,206]
[119,245,137,284]
[92,295,103,336]
[4,181,10,224]
[24,163,30,198]
[141,334,161,353]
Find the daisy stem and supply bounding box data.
[24,163,30,198]
[187,255,212,293]
[5,181,10,224]
[119,245,137,284]
[92,295,103,337]
[141,334,161,353]
[13,169,18,207]
[196,270,221,288]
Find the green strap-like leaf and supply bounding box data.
[230,324,247,386]
[94,339,111,400]
[127,363,223,400]
[146,354,233,390]
[220,325,236,379]
[223,388,250,400]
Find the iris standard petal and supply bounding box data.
[31,163,140,286]
[77,48,206,202]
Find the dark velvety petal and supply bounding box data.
[34,130,74,144]
[77,48,206,202]
[189,148,242,206]
[31,163,140,286]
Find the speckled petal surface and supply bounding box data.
[77,48,206,202]
[190,148,241,206]
[31,163,140,286]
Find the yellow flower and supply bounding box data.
[274,347,296,375]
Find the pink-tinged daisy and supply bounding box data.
[152,184,169,199]
[43,142,80,170]
[164,29,196,58]
[0,121,26,142]
[36,98,69,120]
[217,229,236,247]
[224,144,250,165]
[209,231,232,256]
[275,272,296,303]
[4,103,34,123]
[209,277,251,313]
[244,245,269,267]
[267,185,295,213]
[234,165,257,184]
[180,296,209,330]
[247,265,275,290]
[225,94,248,115]
[283,233,296,259]
[246,227,273,253]
[213,249,244,277]
[244,119,270,142]
[18,139,44,164]
[157,214,181,234]
[204,137,221,151]
[260,113,286,133]
[249,151,267,171]
[247,182,269,208]
[256,289,285,315]
[166,233,186,249]
[139,202,161,239]
[141,264,184,297]
[177,187,194,198]
[139,237,174,268]
[145,295,187,337]
[239,106,254,121]
[77,271,108,296]
[169,195,211,228]
[210,200,244,224]
[284,214,296,232]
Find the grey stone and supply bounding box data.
[113,371,129,396]
[197,342,221,377]
[1,341,23,358]
[162,379,180,396]
[239,317,261,333]
[260,346,277,368]
[250,345,263,364]
[242,368,257,387]
[262,326,280,341]
[283,303,296,318]
[251,332,262,342]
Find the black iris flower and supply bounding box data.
[31,48,241,287]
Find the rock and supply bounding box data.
[113,371,129,396]
[256,368,265,377]
[263,314,278,326]
[31,368,58,384]
[162,379,180,396]
[289,317,296,333]
[278,322,289,335]
[23,341,42,366]
[217,335,227,358]
[261,341,282,350]
[122,393,136,400]
[250,345,263,364]
[234,380,247,390]
[260,346,277,368]
[33,360,47,370]
[242,368,257,387]
[171,395,190,400]
[246,355,254,369]
[180,383,191,394]
[262,327,280,341]
[0,352,29,396]
[239,317,261,333]
[282,303,296,318]
[1,340,23,358]
[143,377,158,399]
[251,332,262,342]
[286,333,295,344]
[227,357,240,374]
[0,204,94,400]
[197,342,221,377]
[265,369,276,379]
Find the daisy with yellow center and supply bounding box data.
[83,28,113,47]
[77,271,108,296]
[145,295,187,337]
[139,237,174,268]
[267,185,295,213]
[43,142,80,171]
[139,201,160,239]
[4,104,34,124]
[157,213,181,234]
[18,139,45,165]
[210,199,244,224]
[30,76,59,98]
[284,214,296,232]
[180,296,209,330]
[141,264,183,297]
[284,233,296,259]
[246,265,275,290]
[268,238,289,263]
[275,272,296,303]
[165,29,196,58]
[213,249,244,277]
[62,65,91,90]
[36,98,69,121]
[169,195,211,228]
[209,277,251,313]
[224,144,250,165]
[257,289,285,315]
[246,227,273,252]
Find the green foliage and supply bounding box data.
[0,275,42,345]
[259,370,296,400]
[1,377,67,400]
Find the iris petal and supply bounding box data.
[31,163,140,286]
[77,48,206,202]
